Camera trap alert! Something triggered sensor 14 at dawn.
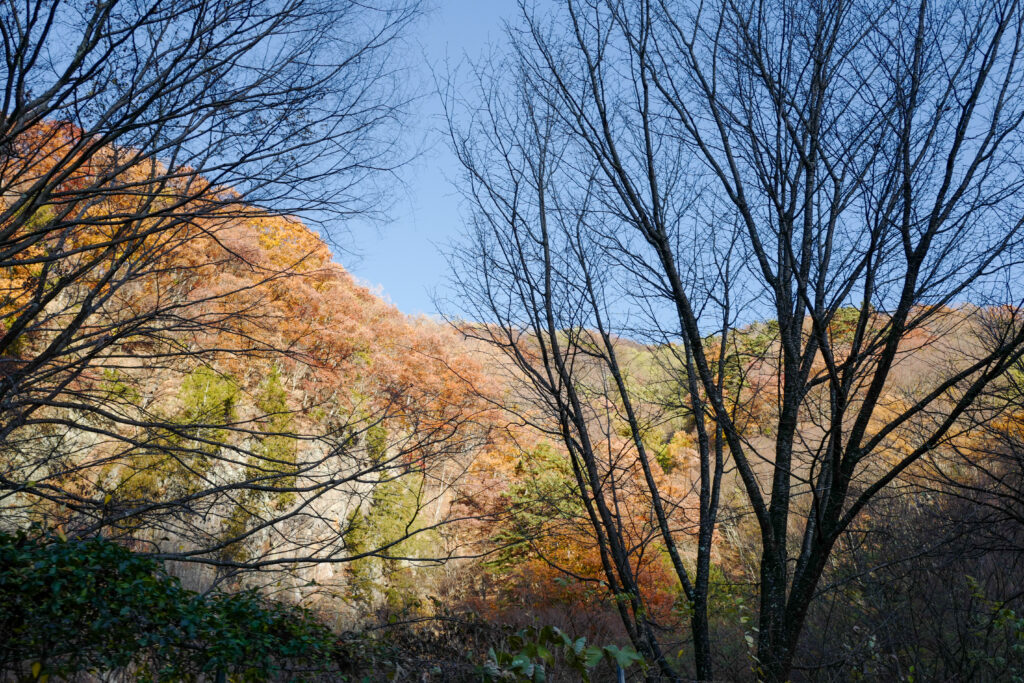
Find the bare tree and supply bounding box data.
[448,0,1024,680]
[445,51,732,680]
[0,0,490,586]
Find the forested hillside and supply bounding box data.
[4,0,1024,682]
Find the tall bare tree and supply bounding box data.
[0,0,488,585]
[446,49,733,680]
[448,0,1024,679]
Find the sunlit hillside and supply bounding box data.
[6,1,1024,681]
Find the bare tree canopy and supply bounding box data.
[447,0,1024,679]
[0,0,501,583]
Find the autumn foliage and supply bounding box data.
[6,122,1024,682]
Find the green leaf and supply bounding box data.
[582,646,604,668]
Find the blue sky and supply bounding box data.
[343,1,518,316]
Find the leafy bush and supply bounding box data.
[0,532,337,681]
[480,625,644,682]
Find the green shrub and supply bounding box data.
[0,532,337,681]
[480,625,644,682]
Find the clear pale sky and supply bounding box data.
[344,1,519,316]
